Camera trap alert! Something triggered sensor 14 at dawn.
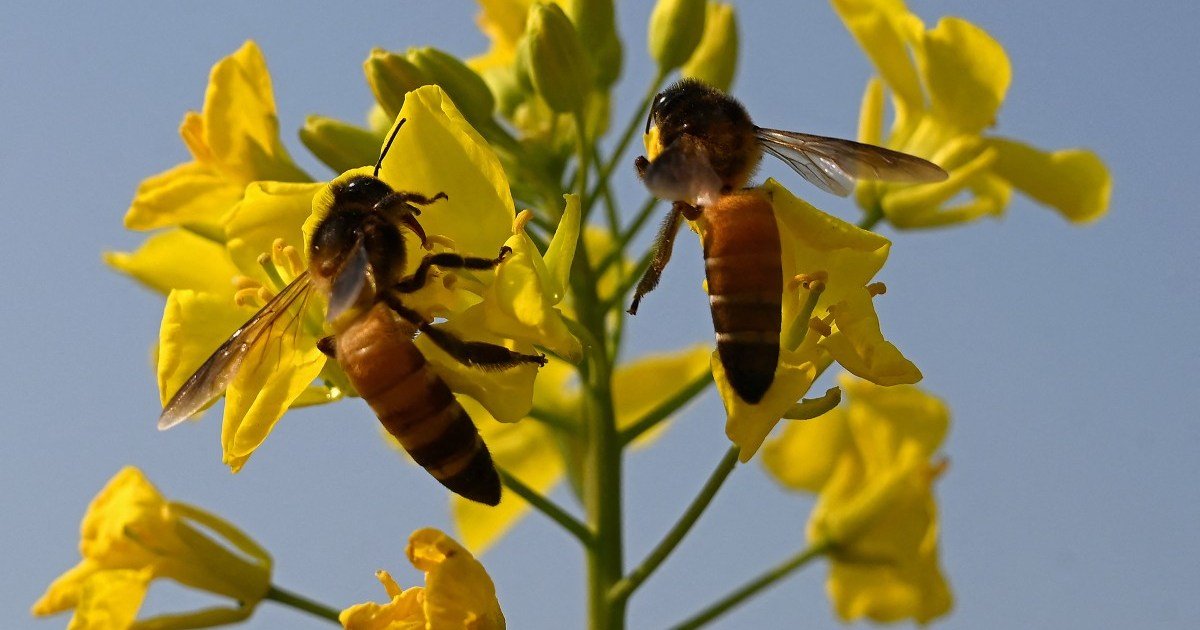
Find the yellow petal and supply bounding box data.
[542,195,581,303]
[123,161,240,233]
[32,561,100,616]
[841,375,949,467]
[916,17,1010,135]
[416,313,538,423]
[681,2,739,91]
[67,568,153,630]
[819,290,921,386]
[407,528,505,629]
[104,229,240,298]
[761,406,852,493]
[378,86,515,257]
[481,231,582,360]
[156,290,249,410]
[715,352,818,462]
[469,0,536,72]
[225,181,323,277]
[452,398,564,554]
[201,41,307,183]
[221,311,327,471]
[832,0,925,128]
[340,573,425,630]
[987,137,1111,223]
[79,467,172,566]
[613,344,712,446]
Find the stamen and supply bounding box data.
[867,282,887,297]
[257,252,287,292]
[808,316,833,338]
[233,275,262,291]
[257,286,275,305]
[280,245,305,277]
[783,273,828,351]
[425,234,456,251]
[512,209,533,235]
[234,288,263,309]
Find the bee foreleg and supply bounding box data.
[629,202,689,315]
[316,336,337,358]
[384,295,546,370]
[389,191,449,206]
[395,247,512,294]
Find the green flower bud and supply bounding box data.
[525,3,593,114]
[405,47,497,129]
[364,48,428,119]
[648,0,707,73]
[560,0,623,87]
[299,115,384,174]
[681,2,739,91]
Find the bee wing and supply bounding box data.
[755,127,948,197]
[158,272,314,430]
[326,238,370,323]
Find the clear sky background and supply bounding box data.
[2,1,1198,628]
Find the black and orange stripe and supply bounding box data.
[335,303,500,505]
[701,190,782,404]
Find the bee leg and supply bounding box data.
[628,202,691,315]
[394,247,512,294]
[384,296,546,369]
[391,191,449,206]
[316,336,337,359]
[635,155,650,179]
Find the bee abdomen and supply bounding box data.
[702,192,782,404]
[336,305,501,506]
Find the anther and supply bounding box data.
[789,271,829,291]
[808,316,833,338]
[233,275,262,291]
[281,244,305,277]
[928,457,950,481]
[234,287,263,309]
[867,282,887,297]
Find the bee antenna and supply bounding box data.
[375,118,407,178]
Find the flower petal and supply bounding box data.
[32,561,100,617]
[340,572,426,630]
[452,398,564,554]
[916,17,1010,135]
[157,290,250,410]
[123,161,241,233]
[716,352,818,462]
[820,290,921,386]
[542,195,581,303]
[407,528,505,629]
[68,568,153,630]
[614,344,713,446]
[987,137,1111,223]
[761,407,852,493]
[104,229,240,298]
[832,0,925,127]
[378,85,515,258]
[226,181,324,277]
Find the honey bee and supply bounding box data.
[630,79,946,404]
[158,119,546,505]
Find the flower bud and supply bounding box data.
[560,0,623,87]
[405,47,497,130]
[364,48,428,119]
[681,2,738,91]
[525,3,593,114]
[299,115,384,174]
[648,0,707,73]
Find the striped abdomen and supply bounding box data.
[701,191,782,404]
[335,303,500,505]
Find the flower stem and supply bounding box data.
[264,584,340,624]
[619,370,713,446]
[608,446,739,605]
[498,469,594,547]
[669,542,831,629]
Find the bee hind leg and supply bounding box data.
[317,336,337,358]
[384,295,546,370]
[395,247,512,293]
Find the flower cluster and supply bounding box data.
[50,0,1110,627]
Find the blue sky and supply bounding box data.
[2,1,1197,628]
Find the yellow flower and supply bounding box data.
[340,528,504,629]
[762,375,953,624]
[158,85,580,471]
[836,0,1110,227]
[123,40,308,237]
[32,467,271,629]
[710,180,921,461]
[451,344,713,552]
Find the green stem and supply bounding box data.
[597,195,659,276]
[857,205,883,231]
[264,584,340,624]
[669,543,831,629]
[499,469,594,547]
[585,71,667,215]
[619,370,713,446]
[608,446,739,605]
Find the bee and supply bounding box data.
[157,119,546,505]
[630,79,946,404]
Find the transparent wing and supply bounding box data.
[755,127,948,197]
[326,239,369,323]
[158,272,314,430]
